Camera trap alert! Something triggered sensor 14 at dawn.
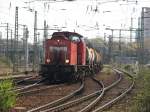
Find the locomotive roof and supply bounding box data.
[52,31,83,38]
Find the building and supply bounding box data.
[142,7,150,50]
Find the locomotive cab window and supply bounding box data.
[69,35,80,43]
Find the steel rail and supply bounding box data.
[41,71,122,112]
[19,84,65,95]
[0,78,45,94]
[14,76,38,90]
[15,76,37,84]
[0,74,39,92]
[14,78,45,92]
[79,69,122,112]
[42,91,101,112]
[93,68,135,112]
[42,78,104,112]
[79,78,105,112]
[27,81,84,112]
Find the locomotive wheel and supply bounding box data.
[74,72,80,82]
[78,71,85,81]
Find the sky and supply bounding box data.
[0,0,150,43]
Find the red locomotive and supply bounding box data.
[39,31,102,82]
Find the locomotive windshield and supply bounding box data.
[49,46,67,64]
[69,35,80,42]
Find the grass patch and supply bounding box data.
[0,56,12,68]
[0,79,17,111]
[131,69,150,112]
[102,67,113,75]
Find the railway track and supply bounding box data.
[16,81,81,111]
[16,76,69,96]
[0,77,45,96]
[91,68,134,112]
[19,83,65,95]
[27,75,103,112]
[27,80,84,112]
[15,76,37,85]
[15,75,43,87]
[38,69,121,112]
[14,78,46,93]
[35,68,134,112]
[15,67,134,112]
[0,71,38,91]
[40,77,104,112]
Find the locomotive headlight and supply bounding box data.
[65,59,69,63]
[46,59,50,63]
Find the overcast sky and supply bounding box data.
[0,0,150,43]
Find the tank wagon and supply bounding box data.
[39,31,103,82]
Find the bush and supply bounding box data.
[132,69,150,112]
[0,79,17,111]
[124,64,132,71]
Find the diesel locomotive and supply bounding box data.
[39,31,103,82]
